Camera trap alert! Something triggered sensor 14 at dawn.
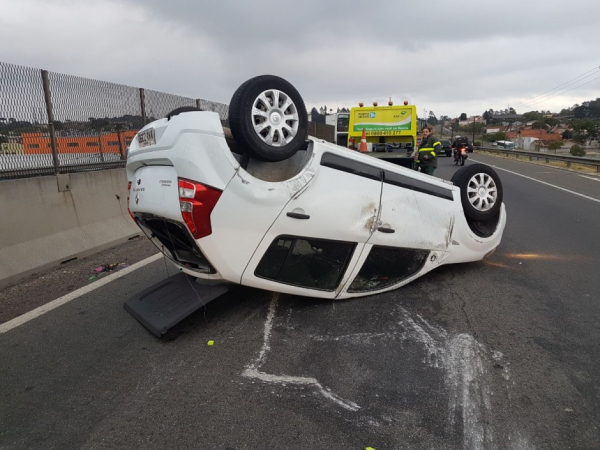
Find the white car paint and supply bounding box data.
[127,110,505,299]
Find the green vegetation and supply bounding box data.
[482,131,506,142]
[548,141,563,151]
[567,118,599,144]
[570,144,586,157]
[531,121,547,129]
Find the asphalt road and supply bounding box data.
[1,153,599,450]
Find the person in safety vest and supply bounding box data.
[414,127,440,175]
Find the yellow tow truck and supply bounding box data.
[347,101,417,169]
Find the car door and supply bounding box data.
[338,167,458,296]
[242,151,383,298]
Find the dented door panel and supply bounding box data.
[241,155,383,298]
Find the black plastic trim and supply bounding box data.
[383,170,454,201]
[135,214,217,274]
[320,152,382,182]
[286,212,310,220]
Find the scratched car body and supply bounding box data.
[126,76,506,299]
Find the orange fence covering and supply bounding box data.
[21,131,138,155]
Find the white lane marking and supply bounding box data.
[580,175,600,182]
[242,293,361,412]
[471,158,600,204]
[0,253,163,334]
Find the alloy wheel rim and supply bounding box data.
[251,89,299,147]
[467,173,497,211]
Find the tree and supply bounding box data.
[482,110,492,123]
[548,141,563,151]
[531,121,547,130]
[310,107,322,123]
[459,113,467,121]
[544,118,559,127]
[562,130,572,139]
[570,144,586,157]
[523,111,543,122]
[464,122,484,133]
[508,107,516,114]
[482,131,506,142]
[427,111,438,125]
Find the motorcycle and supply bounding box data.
[453,146,468,166]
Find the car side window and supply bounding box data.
[255,236,356,291]
[348,246,429,292]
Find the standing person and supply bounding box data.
[414,127,440,175]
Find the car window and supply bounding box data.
[255,236,356,291]
[348,246,429,292]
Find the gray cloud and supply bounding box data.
[1,0,599,117]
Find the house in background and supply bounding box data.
[508,129,562,150]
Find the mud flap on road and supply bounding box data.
[124,273,229,337]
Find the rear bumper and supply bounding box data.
[135,215,221,277]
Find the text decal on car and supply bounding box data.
[137,128,156,148]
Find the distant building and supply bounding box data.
[459,116,483,127]
[507,129,562,141]
[489,113,522,121]
[509,130,562,150]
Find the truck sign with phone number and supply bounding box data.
[348,105,416,138]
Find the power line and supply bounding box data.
[512,65,600,108]
[520,74,600,109]
[513,66,599,107]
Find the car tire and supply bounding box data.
[228,75,308,162]
[451,164,503,221]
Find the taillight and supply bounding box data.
[178,178,222,239]
[127,181,135,222]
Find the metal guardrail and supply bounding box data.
[476,146,600,173]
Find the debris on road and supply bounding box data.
[88,263,129,281]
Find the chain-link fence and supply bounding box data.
[0,61,230,180]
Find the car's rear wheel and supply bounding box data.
[229,75,308,162]
[451,164,503,221]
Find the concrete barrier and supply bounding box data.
[0,169,141,288]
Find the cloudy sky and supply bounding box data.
[1,0,599,118]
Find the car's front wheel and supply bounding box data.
[451,164,503,221]
[228,75,308,162]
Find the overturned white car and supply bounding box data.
[126,76,505,300]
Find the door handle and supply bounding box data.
[377,226,395,233]
[287,212,310,220]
